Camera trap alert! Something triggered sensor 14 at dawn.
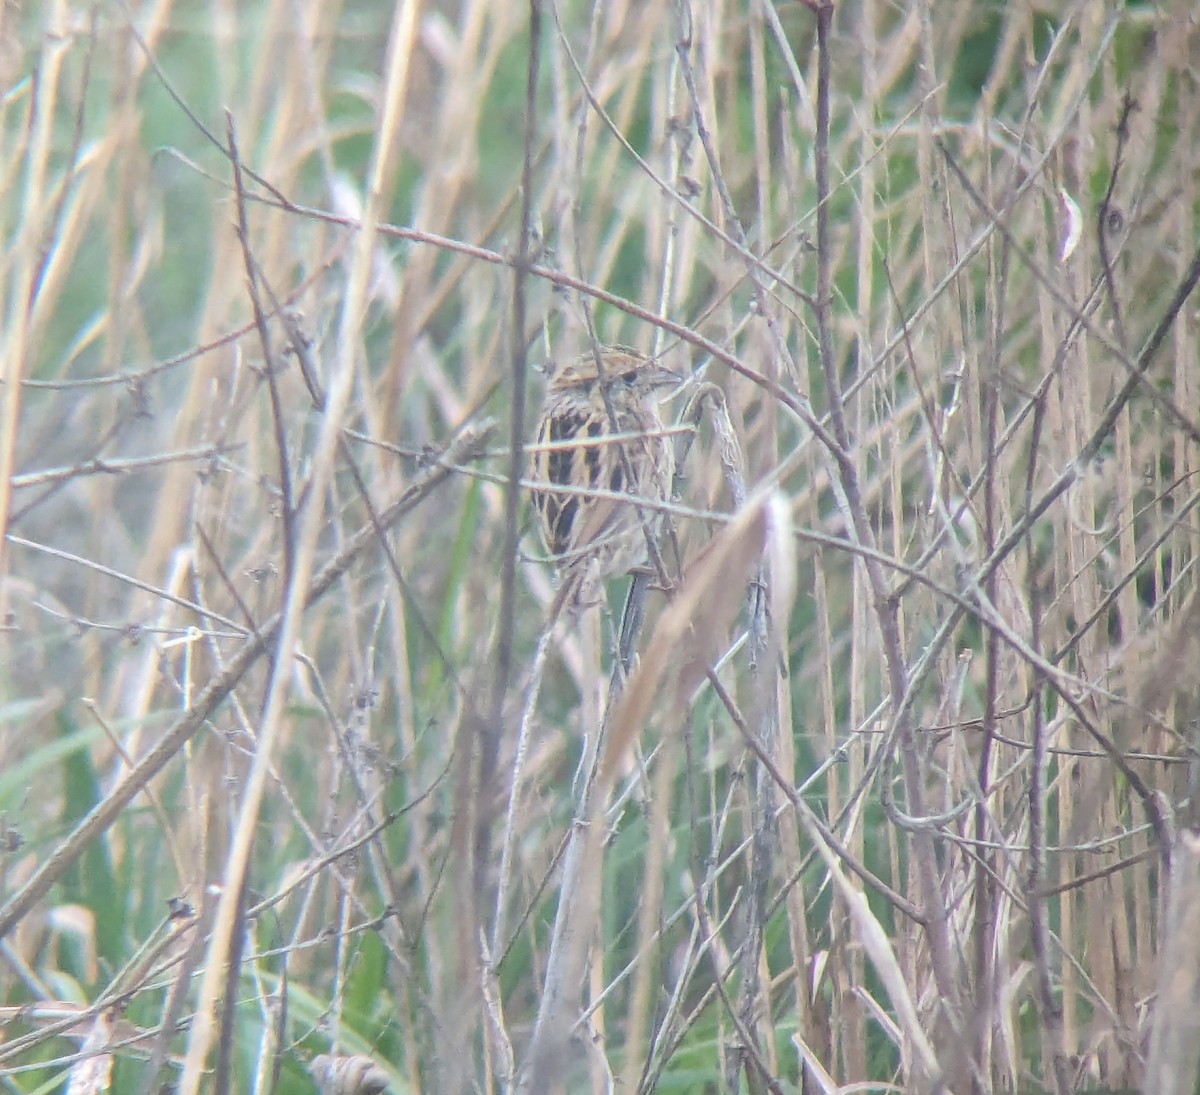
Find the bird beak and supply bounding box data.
[648,364,688,395]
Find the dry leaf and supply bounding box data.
[602,489,794,784]
[310,1052,392,1094]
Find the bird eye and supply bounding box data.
[618,370,640,385]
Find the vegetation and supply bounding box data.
[0,1,1197,1092]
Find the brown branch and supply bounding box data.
[0,423,494,941]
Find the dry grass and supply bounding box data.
[1,1,1198,1092]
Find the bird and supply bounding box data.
[529,347,683,607]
